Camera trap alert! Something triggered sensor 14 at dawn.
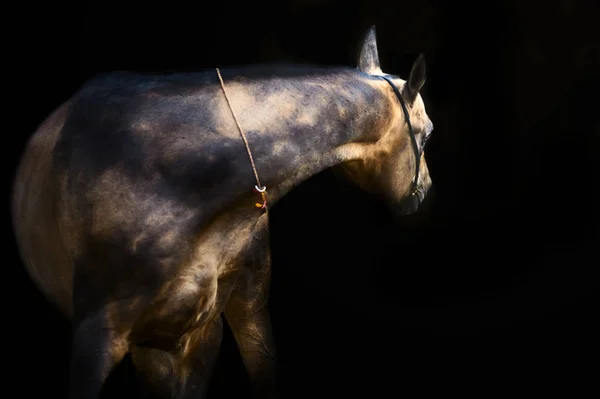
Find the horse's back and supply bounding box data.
[12,101,74,317]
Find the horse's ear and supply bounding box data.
[357,26,383,75]
[403,53,426,104]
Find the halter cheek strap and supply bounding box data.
[379,75,421,197]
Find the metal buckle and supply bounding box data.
[411,184,421,197]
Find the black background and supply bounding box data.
[7,0,598,397]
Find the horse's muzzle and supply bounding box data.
[391,184,435,217]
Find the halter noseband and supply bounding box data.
[379,75,422,198]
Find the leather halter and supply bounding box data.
[379,75,423,198]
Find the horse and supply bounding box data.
[11,26,434,399]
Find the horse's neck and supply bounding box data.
[263,145,345,205]
[246,72,391,206]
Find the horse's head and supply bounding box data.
[338,26,434,216]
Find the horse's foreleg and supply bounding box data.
[69,310,129,399]
[130,319,223,399]
[225,302,277,399]
[131,347,176,398]
[224,217,277,399]
[175,317,224,399]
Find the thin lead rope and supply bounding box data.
[216,68,268,211]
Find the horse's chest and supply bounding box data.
[130,216,262,349]
[131,258,244,350]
